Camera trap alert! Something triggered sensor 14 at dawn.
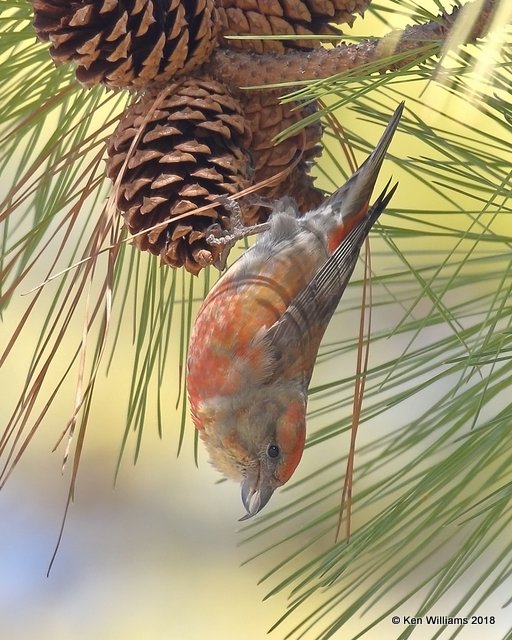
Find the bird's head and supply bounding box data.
[194,388,306,520]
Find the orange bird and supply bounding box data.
[187,103,403,519]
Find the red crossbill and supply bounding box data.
[187,103,403,519]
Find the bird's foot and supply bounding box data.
[206,196,271,270]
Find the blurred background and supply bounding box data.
[1,3,511,639]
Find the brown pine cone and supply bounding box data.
[106,77,253,274]
[255,163,324,219]
[240,90,323,222]
[30,0,219,89]
[217,0,372,53]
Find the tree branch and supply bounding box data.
[209,0,501,89]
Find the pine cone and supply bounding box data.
[30,0,219,89]
[241,90,323,222]
[106,77,253,274]
[270,165,324,212]
[217,0,372,54]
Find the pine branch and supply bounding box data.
[209,0,501,88]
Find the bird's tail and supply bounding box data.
[316,102,404,245]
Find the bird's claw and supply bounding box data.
[205,196,271,270]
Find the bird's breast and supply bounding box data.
[187,240,325,403]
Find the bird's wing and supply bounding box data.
[261,181,398,385]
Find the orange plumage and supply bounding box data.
[187,104,403,519]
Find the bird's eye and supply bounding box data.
[267,444,280,459]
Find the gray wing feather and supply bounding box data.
[263,181,397,384]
